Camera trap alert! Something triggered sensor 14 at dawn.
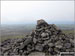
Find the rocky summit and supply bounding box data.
[0,19,74,56]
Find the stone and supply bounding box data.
[28,52,45,56]
[41,33,47,37]
[35,44,43,51]
[55,45,62,49]
[48,43,54,47]
[64,43,71,49]
[16,38,23,43]
[33,38,37,44]
[27,44,34,52]
[37,19,48,25]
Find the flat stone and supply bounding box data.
[41,33,47,37]
[48,43,54,47]
[28,52,45,56]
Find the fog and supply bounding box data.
[1,1,74,24]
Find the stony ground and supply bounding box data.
[0,19,74,56]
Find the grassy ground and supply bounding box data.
[1,24,74,42]
[0,35,25,42]
[62,30,74,34]
[1,30,74,42]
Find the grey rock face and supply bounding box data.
[0,19,74,56]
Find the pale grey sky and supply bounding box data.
[1,1,74,24]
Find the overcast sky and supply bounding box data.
[1,1,74,24]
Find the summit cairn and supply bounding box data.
[0,19,74,56]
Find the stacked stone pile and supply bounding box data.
[0,19,74,56]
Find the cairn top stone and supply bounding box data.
[37,19,48,25]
